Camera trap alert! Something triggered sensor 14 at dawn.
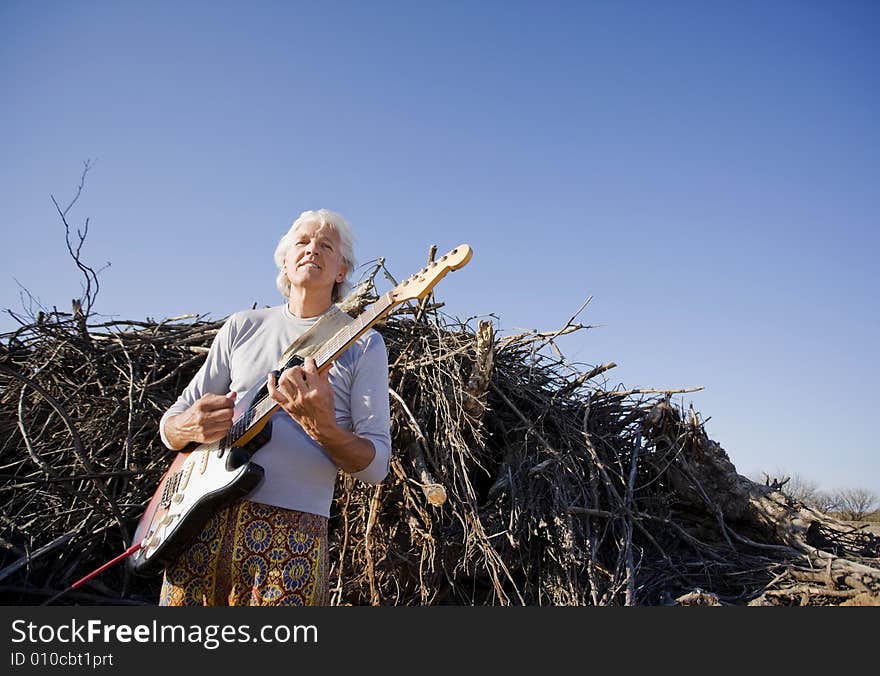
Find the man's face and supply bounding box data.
[283,221,347,296]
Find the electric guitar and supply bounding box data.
[129,244,472,576]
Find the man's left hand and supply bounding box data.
[268,357,337,441]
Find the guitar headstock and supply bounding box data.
[390,244,473,303]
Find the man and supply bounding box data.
[157,209,391,606]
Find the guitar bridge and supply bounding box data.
[159,471,182,507]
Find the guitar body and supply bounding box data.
[129,421,271,577]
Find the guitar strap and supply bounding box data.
[276,304,354,368]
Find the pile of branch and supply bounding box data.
[0,309,220,604]
[1,275,878,605]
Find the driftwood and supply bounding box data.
[1,262,878,606]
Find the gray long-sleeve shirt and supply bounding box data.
[159,303,392,517]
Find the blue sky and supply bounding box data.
[2,1,877,497]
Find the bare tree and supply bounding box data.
[832,488,878,521]
[757,470,835,512]
[809,491,838,514]
[55,159,109,312]
[6,160,109,332]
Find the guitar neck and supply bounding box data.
[310,292,396,373]
[227,292,397,445]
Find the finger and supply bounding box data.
[198,393,220,408]
[267,371,286,403]
[205,408,234,425]
[272,373,297,407]
[201,392,236,410]
[203,424,232,443]
[197,413,233,441]
[301,358,325,388]
[283,366,309,395]
[218,392,236,410]
[203,423,231,441]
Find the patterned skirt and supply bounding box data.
[159,500,328,606]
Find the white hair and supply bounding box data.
[273,208,357,303]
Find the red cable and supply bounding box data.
[70,542,143,590]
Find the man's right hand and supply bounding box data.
[163,392,237,450]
